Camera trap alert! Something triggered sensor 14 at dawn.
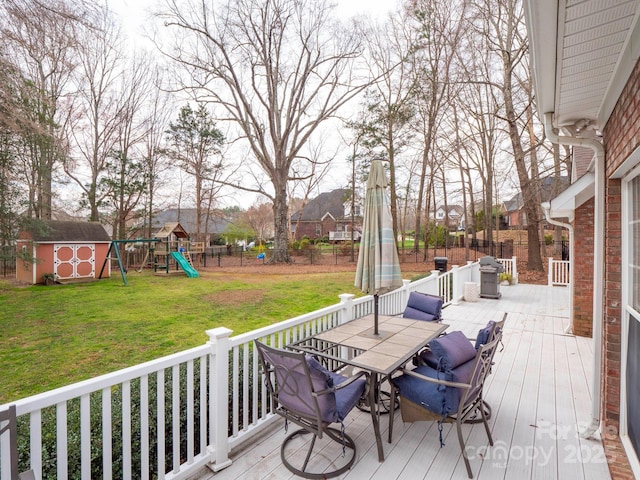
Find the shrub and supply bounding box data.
[339,242,354,256]
[18,362,208,479]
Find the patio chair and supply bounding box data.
[389,333,502,479]
[402,291,444,322]
[417,313,507,370]
[255,341,368,479]
[0,405,36,480]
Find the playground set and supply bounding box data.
[99,222,203,285]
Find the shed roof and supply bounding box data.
[25,221,111,243]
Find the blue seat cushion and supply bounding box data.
[429,330,477,370]
[305,356,366,423]
[402,292,443,321]
[393,364,460,416]
[403,306,438,322]
[328,371,367,422]
[475,320,496,349]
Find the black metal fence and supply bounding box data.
[1,246,17,277]
[0,240,568,278]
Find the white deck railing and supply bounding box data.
[548,257,571,286]
[497,256,518,284]
[0,257,516,480]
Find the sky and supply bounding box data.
[113,0,397,38]
[107,0,398,209]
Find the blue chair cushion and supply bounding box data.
[306,356,366,423]
[429,330,477,370]
[403,292,443,321]
[328,371,367,422]
[475,320,496,350]
[403,306,438,322]
[418,348,438,368]
[393,364,460,416]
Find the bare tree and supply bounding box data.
[157,0,368,262]
[475,0,544,270]
[140,70,173,239]
[287,138,332,242]
[1,0,83,220]
[405,0,468,257]
[243,202,275,244]
[64,4,127,222]
[356,13,417,241]
[100,54,153,240]
[456,49,504,246]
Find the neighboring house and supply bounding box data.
[15,221,111,284]
[433,204,464,229]
[503,176,569,228]
[131,208,230,245]
[290,189,361,242]
[526,1,640,476]
[502,195,524,228]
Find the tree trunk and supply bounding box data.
[272,182,291,263]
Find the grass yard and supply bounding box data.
[0,266,428,403]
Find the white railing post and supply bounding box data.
[338,294,355,325]
[401,279,411,308]
[548,257,553,286]
[428,270,440,296]
[511,256,518,284]
[451,265,462,305]
[206,327,233,472]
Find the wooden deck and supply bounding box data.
[196,284,611,480]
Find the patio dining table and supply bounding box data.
[288,314,448,462]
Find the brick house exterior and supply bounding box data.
[503,176,569,228]
[572,198,594,338]
[526,1,640,477]
[290,189,361,242]
[599,57,640,479]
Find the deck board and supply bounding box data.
[196,284,611,480]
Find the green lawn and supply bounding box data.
[0,269,373,403]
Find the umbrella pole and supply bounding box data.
[374,293,379,335]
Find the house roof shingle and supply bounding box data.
[291,189,350,222]
[504,176,570,212]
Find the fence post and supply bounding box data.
[206,327,233,472]
[338,294,355,325]
[548,257,553,286]
[511,256,518,284]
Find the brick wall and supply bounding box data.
[600,57,640,478]
[572,198,594,337]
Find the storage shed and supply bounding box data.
[16,221,111,284]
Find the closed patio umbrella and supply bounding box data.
[355,160,403,335]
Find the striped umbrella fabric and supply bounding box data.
[355,160,403,334]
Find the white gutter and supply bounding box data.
[544,112,605,440]
[541,201,574,334]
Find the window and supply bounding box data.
[623,169,640,472]
[632,175,640,311]
[315,224,322,236]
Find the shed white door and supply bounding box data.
[54,243,96,280]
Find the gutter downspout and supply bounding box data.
[541,201,574,334]
[544,112,605,440]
